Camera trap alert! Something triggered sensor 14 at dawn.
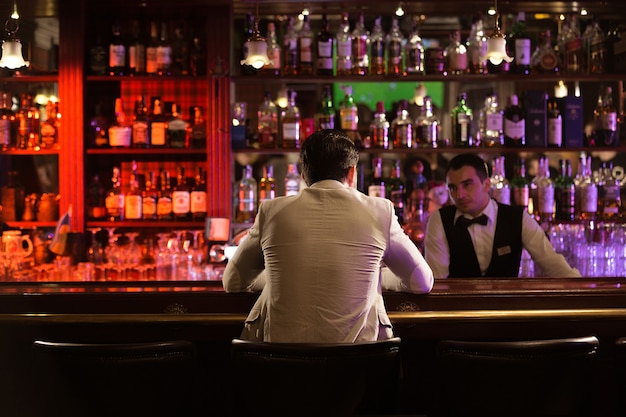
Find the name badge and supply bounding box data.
[497,246,512,256]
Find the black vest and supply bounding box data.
[440,203,524,278]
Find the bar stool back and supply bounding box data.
[32,340,197,417]
[436,336,599,417]
[229,337,402,417]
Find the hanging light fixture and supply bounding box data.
[0,1,29,69]
[483,0,513,66]
[240,2,270,70]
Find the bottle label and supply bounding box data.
[109,44,126,67]
[486,113,503,131]
[146,47,158,73]
[143,196,157,218]
[318,40,333,59]
[151,122,167,146]
[581,186,598,213]
[190,191,207,214]
[602,112,618,131]
[514,39,531,65]
[0,119,10,145]
[239,190,256,212]
[299,38,312,63]
[285,179,300,196]
[125,195,143,220]
[368,184,386,198]
[513,187,529,208]
[538,185,555,214]
[156,46,172,68]
[105,194,125,217]
[172,191,190,214]
[340,111,358,131]
[282,122,300,144]
[493,187,511,205]
[133,121,149,146]
[337,40,351,59]
[157,196,173,216]
[504,119,525,140]
[548,117,562,146]
[109,126,131,147]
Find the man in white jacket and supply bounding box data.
[223,129,434,343]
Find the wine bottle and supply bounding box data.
[503,94,525,147]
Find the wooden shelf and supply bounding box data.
[86,148,206,156]
[86,221,206,229]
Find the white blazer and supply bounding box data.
[223,179,434,343]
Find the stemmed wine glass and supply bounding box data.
[189,229,207,280]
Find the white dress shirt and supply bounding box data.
[223,180,434,343]
[425,199,581,278]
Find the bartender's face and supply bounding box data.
[446,165,491,218]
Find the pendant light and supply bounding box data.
[240,2,271,70]
[0,1,29,69]
[483,0,513,66]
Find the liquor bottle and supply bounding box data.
[352,13,370,76]
[593,86,619,146]
[142,171,158,221]
[405,16,425,75]
[157,169,174,221]
[316,14,334,76]
[388,159,405,224]
[386,17,404,77]
[172,166,191,221]
[503,94,525,147]
[511,158,530,212]
[490,156,511,205]
[259,164,276,205]
[530,30,559,73]
[415,96,440,148]
[467,16,487,75]
[339,85,359,143]
[547,98,562,148]
[191,166,207,222]
[108,20,126,76]
[283,17,298,76]
[125,161,143,221]
[157,21,172,76]
[16,93,40,150]
[171,21,189,75]
[598,162,622,220]
[0,92,16,150]
[391,99,414,149]
[236,164,257,223]
[89,103,109,148]
[285,163,301,196]
[40,100,58,150]
[132,96,150,148]
[128,19,146,75]
[167,103,188,148]
[573,153,585,217]
[368,157,386,198]
[536,156,555,225]
[369,101,390,149]
[280,89,301,149]
[87,174,106,220]
[582,19,606,74]
[314,85,335,131]
[146,21,159,75]
[445,30,468,75]
[105,166,125,222]
[108,98,131,148]
[336,12,353,76]
[149,97,167,147]
[189,30,207,76]
[579,155,598,221]
[479,93,503,147]
[258,91,278,148]
[509,12,531,74]
[262,22,281,76]
[555,159,575,222]
[450,93,473,147]
[563,14,582,74]
[188,106,207,149]
[89,27,107,75]
[297,14,315,76]
[370,16,385,76]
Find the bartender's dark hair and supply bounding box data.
[300,129,359,186]
[446,153,490,182]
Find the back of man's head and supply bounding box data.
[300,129,359,186]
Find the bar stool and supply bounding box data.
[229,337,402,417]
[436,336,599,417]
[32,340,197,417]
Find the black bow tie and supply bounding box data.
[456,214,488,228]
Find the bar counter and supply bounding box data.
[2,278,626,416]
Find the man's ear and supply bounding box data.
[347,165,358,189]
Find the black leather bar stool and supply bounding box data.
[436,336,600,417]
[229,337,403,417]
[32,340,197,417]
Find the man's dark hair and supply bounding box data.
[445,153,489,182]
[300,129,359,186]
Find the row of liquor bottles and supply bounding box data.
[86,163,208,223]
[244,83,620,151]
[88,96,207,149]
[232,154,624,227]
[244,10,624,77]
[88,17,207,77]
[0,92,60,151]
